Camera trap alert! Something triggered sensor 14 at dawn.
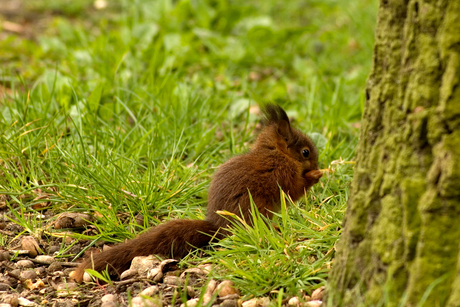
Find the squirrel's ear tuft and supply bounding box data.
[261,104,293,142]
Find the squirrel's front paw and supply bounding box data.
[304,170,323,184]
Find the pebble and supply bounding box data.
[130,255,161,275]
[158,259,179,273]
[242,299,257,307]
[131,296,162,307]
[54,213,93,229]
[34,267,45,276]
[120,269,137,280]
[180,268,207,286]
[198,263,213,273]
[0,304,12,307]
[180,298,198,307]
[164,276,180,286]
[21,237,40,257]
[0,282,11,291]
[47,261,62,273]
[215,280,240,297]
[35,255,55,264]
[0,250,10,261]
[17,297,37,307]
[48,245,60,254]
[311,287,324,301]
[20,270,37,281]
[305,300,322,307]
[1,293,18,307]
[220,294,240,301]
[16,260,34,269]
[186,286,195,298]
[82,272,92,283]
[101,294,118,304]
[198,279,217,305]
[56,282,78,291]
[148,267,163,282]
[221,299,238,307]
[288,296,300,306]
[140,285,160,297]
[242,297,269,307]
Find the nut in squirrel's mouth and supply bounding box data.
[303,169,324,180]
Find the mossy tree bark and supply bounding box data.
[327,0,460,306]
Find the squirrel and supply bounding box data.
[72,104,323,282]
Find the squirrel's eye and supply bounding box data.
[302,149,310,158]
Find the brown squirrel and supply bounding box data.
[72,104,322,282]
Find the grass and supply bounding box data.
[0,0,377,302]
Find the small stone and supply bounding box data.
[148,267,163,282]
[305,301,321,307]
[16,260,34,268]
[35,255,55,264]
[259,298,270,307]
[303,295,311,301]
[205,280,218,294]
[17,297,38,307]
[131,296,162,307]
[9,250,29,256]
[221,300,238,307]
[220,294,240,301]
[120,269,137,280]
[34,267,45,276]
[140,285,160,297]
[54,213,93,229]
[82,272,92,283]
[20,270,37,281]
[47,261,62,273]
[164,276,180,286]
[101,294,118,304]
[180,268,207,286]
[242,298,257,307]
[180,298,198,307]
[311,287,324,301]
[21,236,41,257]
[201,280,218,305]
[0,250,10,261]
[215,280,240,297]
[49,245,60,254]
[1,293,18,307]
[0,282,11,291]
[242,297,269,307]
[198,263,213,273]
[159,259,179,272]
[288,296,300,306]
[56,282,78,291]
[130,255,161,275]
[0,304,12,307]
[186,286,195,298]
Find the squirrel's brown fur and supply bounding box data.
[72,104,322,282]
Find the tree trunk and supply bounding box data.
[327,0,460,306]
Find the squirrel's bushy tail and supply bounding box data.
[72,219,222,282]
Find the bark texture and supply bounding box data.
[327,0,460,306]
